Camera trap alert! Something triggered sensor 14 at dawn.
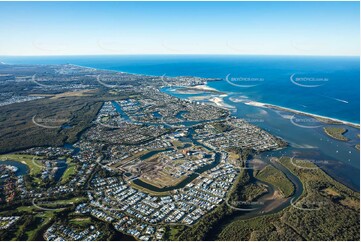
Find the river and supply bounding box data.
[162,87,360,191]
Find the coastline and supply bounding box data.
[200,81,359,129]
[208,96,236,110]
[175,85,225,95]
[242,100,360,128]
[54,63,361,129]
[187,94,236,111]
[184,84,219,92]
[3,61,359,129]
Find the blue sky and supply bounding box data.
[0,1,359,56]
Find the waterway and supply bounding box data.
[0,159,67,182]
[205,154,304,240]
[111,101,132,122]
[139,148,173,161]
[64,143,80,156]
[162,87,360,191]
[54,159,68,182]
[132,152,222,192]
[0,160,29,177]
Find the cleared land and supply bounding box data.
[50,89,97,99]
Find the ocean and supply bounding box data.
[1,55,359,189]
[1,55,359,124]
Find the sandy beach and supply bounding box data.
[229,96,249,103]
[188,95,236,110]
[177,85,220,93]
[172,84,224,95]
[244,101,360,128]
[188,84,218,92]
[208,96,236,110]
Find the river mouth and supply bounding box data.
[156,86,320,240]
[161,87,360,192]
[123,86,310,218]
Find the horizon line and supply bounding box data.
[0,53,360,58]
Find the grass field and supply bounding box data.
[0,154,43,175]
[25,211,54,240]
[9,211,55,241]
[60,158,77,184]
[167,226,186,240]
[0,154,44,184]
[69,217,92,227]
[16,197,86,213]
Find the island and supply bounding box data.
[323,127,349,141]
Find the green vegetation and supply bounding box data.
[16,197,86,213]
[1,196,88,241]
[60,158,77,184]
[0,154,44,184]
[227,169,265,206]
[0,154,42,176]
[323,126,348,141]
[24,211,54,240]
[176,162,251,241]
[0,211,56,241]
[220,213,304,240]
[69,216,92,227]
[315,116,342,125]
[165,225,187,240]
[175,172,244,240]
[129,181,171,196]
[34,197,86,209]
[0,93,104,154]
[16,206,38,213]
[212,122,232,132]
[217,157,360,241]
[255,164,295,197]
[12,217,34,241]
[178,202,231,241]
[239,182,267,201]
